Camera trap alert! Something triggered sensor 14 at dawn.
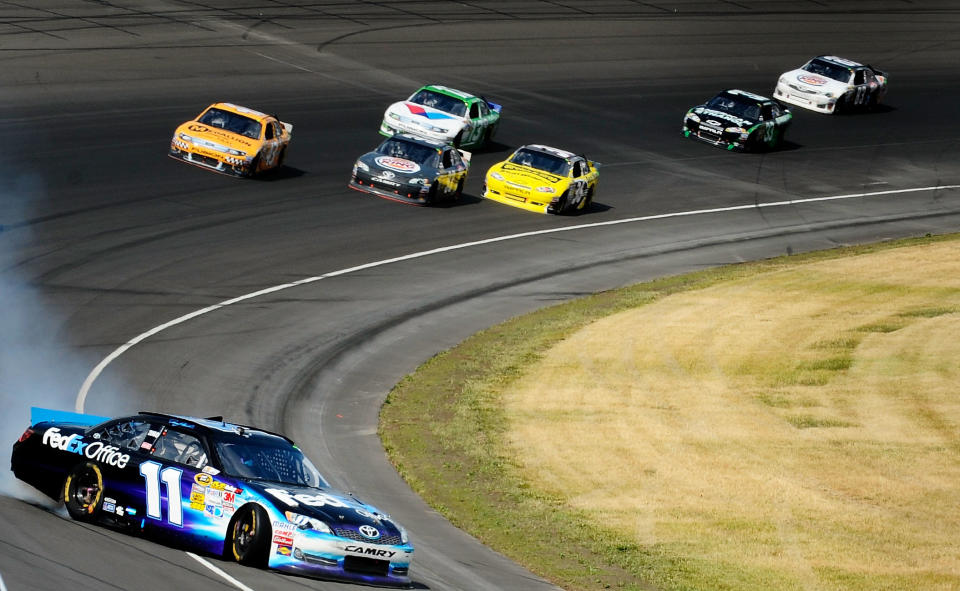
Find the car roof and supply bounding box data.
[814,55,864,68]
[205,102,273,122]
[134,411,294,444]
[721,89,774,104]
[520,144,577,159]
[418,84,478,102]
[388,133,446,149]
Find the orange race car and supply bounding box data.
[169,102,293,177]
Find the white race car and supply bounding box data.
[379,84,501,149]
[773,55,887,114]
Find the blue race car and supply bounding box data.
[11,408,414,586]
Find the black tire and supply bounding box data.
[582,187,594,211]
[277,146,287,167]
[228,504,271,566]
[247,154,261,178]
[426,183,439,205]
[453,131,464,148]
[554,190,569,215]
[63,462,104,522]
[453,178,464,201]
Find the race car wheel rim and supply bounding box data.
[233,509,257,558]
[64,463,103,520]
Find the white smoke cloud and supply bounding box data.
[0,167,88,505]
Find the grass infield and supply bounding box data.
[380,233,960,591]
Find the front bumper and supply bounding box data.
[379,119,456,145]
[482,180,554,214]
[168,141,253,176]
[682,122,748,151]
[349,171,432,206]
[773,83,837,113]
[269,530,413,586]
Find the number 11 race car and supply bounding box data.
[11,408,414,586]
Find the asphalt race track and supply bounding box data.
[2,2,960,590]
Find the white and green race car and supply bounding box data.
[380,84,501,149]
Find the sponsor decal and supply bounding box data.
[273,520,296,533]
[375,156,420,173]
[359,525,381,540]
[204,504,224,518]
[43,428,130,468]
[139,441,153,450]
[355,508,375,519]
[501,163,563,184]
[190,491,205,504]
[265,488,351,509]
[276,545,292,556]
[115,506,125,516]
[273,534,294,545]
[103,500,116,513]
[223,491,236,503]
[345,546,396,559]
[195,473,213,487]
[202,465,220,475]
[405,103,456,120]
[190,500,205,511]
[169,419,195,429]
[798,74,827,86]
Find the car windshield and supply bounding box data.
[408,89,467,117]
[802,59,852,83]
[377,138,439,166]
[197,107,262,139]
[705,94,761,121]
[509,148,570,176]
[216,438,328,488]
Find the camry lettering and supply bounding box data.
[345,546,396,558]
[43,428,129,468]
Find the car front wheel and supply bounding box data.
[228,504,271,566]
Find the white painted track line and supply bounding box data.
[75,184,960,412]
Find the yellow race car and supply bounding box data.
[482,144,599,214]
[169,102,293,177]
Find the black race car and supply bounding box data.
[11,408,414,586]
[682,89,793,151]
[348,133,470,206]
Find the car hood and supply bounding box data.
[247,481,403,535]
[690,106,757,129]
[491,161,567,188]
[359,151,432,176]
[175,121,261,152]
[385,101,465,133]
[780,68,849,94]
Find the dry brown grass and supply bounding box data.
[504,241,960,589]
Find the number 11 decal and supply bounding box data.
[140,461,183,526]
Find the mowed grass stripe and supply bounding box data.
[380,234,960,591]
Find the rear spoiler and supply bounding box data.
[30,407,110,427]
[485,100,502,114]
[458,149,472,164]
[281,121,294,135]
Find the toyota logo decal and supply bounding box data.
[359,525,381,539]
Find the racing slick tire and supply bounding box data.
[247,154,262,178]
[228,504,271,567]
[63,462,104,522]
[426,183,439,205]
[554,191,570,215]
[453,130,464,148]
[453,178,464,201]
[277,146,287,167]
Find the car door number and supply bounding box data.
[140,461,183,526]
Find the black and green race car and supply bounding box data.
[380,84,501,149]
[683,89,792,151]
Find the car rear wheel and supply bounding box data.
[64,462,104,522]
[453,178,464,201]
[247,154,261,178]
[453,131,464,148]
[228,504,271,566]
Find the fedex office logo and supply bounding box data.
[43,427,130,468]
